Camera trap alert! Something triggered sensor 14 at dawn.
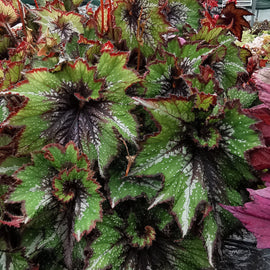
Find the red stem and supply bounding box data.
[108,0,112,25]
[108,0,114,39]
[34,0,39,8]
[16,0,27,40]
[100,0,104,34]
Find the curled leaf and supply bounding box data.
[217,2,252,40]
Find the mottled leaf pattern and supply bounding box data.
[88,203,210,270]
[109,171,162,208]
[131,96,260,256]
[114,0,170,57]
[6,56,140,174]
[87,213,124,270]
[0,0,266,269]
[10,142,103,241]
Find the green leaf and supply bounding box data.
[131,97,261,240]
[88,203,210,270]
[87,213,124,270]
[126,212,157,247]
[227,87,258,108]
[202,211,218,266]
[0,61,24,91]
[0,36,10,56]
[0,251,28,270]
[109,170,162,208]
[52,167,103,240]
[222,105,261,159]
[134,141,208,235]
[174,236,211,269]
[9,152,52,219]
[144,54,193,98]
[43,142,88,170]
[0,0,19,25]
[191,26,224,44]
[34,7,84,43]
[21,212,64,269]
[65,33,89,59]
[10,142,103,240]
[0,156,30,176]
[167,40,214,73]
[7,56,139,175]
[217,35,246,89]
[191,29,247,91]
[114,1,170,57]
[176,0,202,30]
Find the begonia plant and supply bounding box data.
[0,0,269,269]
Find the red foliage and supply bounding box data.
[216,2,252,40]
[222,187,270,249]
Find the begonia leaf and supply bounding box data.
[217,36,247,89]
[191,26,224,44]
[247,146,270,171]
[0,61,24,91]
[0,36,10,57]
[21,212,65,269]
[52,167,103,240]
[0,251,28,270]
[113,0,170,57]
[144,55,192,98]
[5,55,139,174]
[88,202,210,270]
[131,96,260,261]
[159,0,202,30]
[247,104,270,145]
[222,187,270,249]
[65,33,89,59]
[0,156,30,176]
[202,211,218,266]
[191,28,247,90]
[34,7,84,43]
[227,87,258,108]
[217,2,252,41]
[167,40,214,75]
[9,142,103,241]
[87,213,124,270]
[0,0,19,25]
[108,169,163,208]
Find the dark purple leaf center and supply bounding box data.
[63,179,81,198]
[51,20,74,41]
[160,66,189,97]
[122,0,153,45]
[160,1,188,28]
[43,80,111,149]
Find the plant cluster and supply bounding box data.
[0,0,269,269]
[236,29,270,68]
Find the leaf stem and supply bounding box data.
[16,0,27,40]
[34,0,39,9]
[108,0,114,38]
[100,0,104,34]
[3,22,18,46]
